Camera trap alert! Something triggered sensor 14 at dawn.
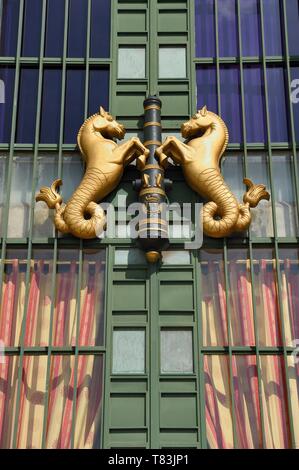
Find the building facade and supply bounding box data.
[0,0,299,449]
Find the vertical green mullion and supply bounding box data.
[110,0,118,114]
[102,245,114,448]
[281,0,299,218]
[149,264,160,448]
[187,0,196,116]
[41,0,70,448]
[236,0,266,448]
[214,0,237,449]
[193,251,207,449]
[11,0,47,449]
[149,0,158,96]
[0,0,24,312]
[70,243,83,449]
[84,0,91,120]
[259,1,296,448]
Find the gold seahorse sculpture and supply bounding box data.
[156,106,270,238]
[36,107,149,239]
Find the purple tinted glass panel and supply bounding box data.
[90,0,111,58]
[196,66,217,113]
[263,0,282,56]
[0,0,19,56]
[64,69,85,144]
[68,0,88,57]
[218,0,238,57]
[40,69,62,143]
[240,0,261,56]
[22,0,43,56]
[45,0,65,57]
[243,66,266,143]
[291,66,299,143]
[220,66,242,143]
[267,66,289,142]
[0,67,15,143]
[88,68,109,115]
[195,0,215,57]
[16,68,39,143]
[286,0,299,56]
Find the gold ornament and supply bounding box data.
[156,106,270,238]
[36,107,149,239]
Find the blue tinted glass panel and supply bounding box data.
[45,0,65,57]
[286,0,299,56]
[267,66,289,142]
[0,67,15,143]
[240,0,261,56]
[90,0,111,58]
[195,0,215,57]
[291,66,299,143]
[218,0,238,57]
[220,66,242,143]
[40,68,62,143]
[196,66,217,113]
[22,0,43,56]
[0,0,19,56]
[16,68,39,143]
[68,0,87,57]
[64,69,85,144]
[263,0,282,56]
[244,66,266,143]
[88,68,109,115]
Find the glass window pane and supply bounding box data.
[114,248,146,265]
[0,0,19,56]
[44,0,65,57]
[222,154,244,202]
[200,250,228,347]
[279,248,299,347]
[67,0,87,58]
[260,356,292,448]
[112,329,145,374]
[263,0,282,56]
[53,250,79,347]
[90,0,111,58]
[33,155,57,238]
[16,68,39,143]
[7,155,33,238]
[0,66,15,143]
[291,66,299,144]
[220,66,242,143]
[40,68,62,144]
[80,249,106,346]
[159,47,186,79]
[247,154,274,237]
[195,0,215,57]
[161,250,191,265]
[61,154,83,202]
[22,0,43,57]
[64,69,85,144]
[118,47,146,79]
[267,66,289,142]
[218,0,238,57]
[244,65,267,143]
[0,154,6,236]
[160,329,193,373]
[286,0,299,56]
[0,249,28,346]
[196,65,218,112]
[240,0,261,57]
[88,68,109,116]
[287,356,299,449]
[272,154,299,237]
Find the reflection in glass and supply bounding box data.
[160,329,193,373]
[7,155,33,238]
[0,67,15,143]
[159,47,186,79]
[267,67,289,142]
[61,154,84,202]
[218,0,238,57]
[113,329,145,374]
[0,155,6,236]
[279,248,299,347]
[33,155,57,237]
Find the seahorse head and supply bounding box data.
[92,106,126,140]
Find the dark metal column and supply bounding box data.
[137,96,170,263]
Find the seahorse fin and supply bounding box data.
[243,178,270,208]
[35,179,63,209]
